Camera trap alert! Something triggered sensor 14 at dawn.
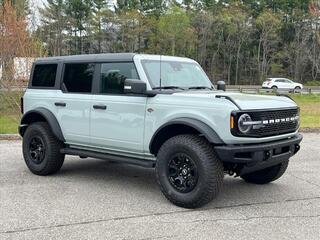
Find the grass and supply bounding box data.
[0,92,319,134]
[0,91,22,134]
[291,94,320,128]
[0,115,19,134]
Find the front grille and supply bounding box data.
[233,108,299,137]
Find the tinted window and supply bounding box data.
[63,64,94,93]
[32,64,57,87]
[100,62,139,94]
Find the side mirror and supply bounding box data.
[217,81,226,91]
[124,79,147,95]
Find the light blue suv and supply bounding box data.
[19,53,302,208]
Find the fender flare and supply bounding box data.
[19,107,65,142]
[149,117,224,154]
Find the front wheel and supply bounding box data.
[241,160,289,184]
[294,86,301,92]
[155,134,224,208]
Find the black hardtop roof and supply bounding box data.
[34,53,136,63]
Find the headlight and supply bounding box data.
[238,113,252,133]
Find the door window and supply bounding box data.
[63,63,94,93]
[99,62,139,94]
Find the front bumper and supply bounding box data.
[215,133,303,175]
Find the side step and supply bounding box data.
[61,148,155,168]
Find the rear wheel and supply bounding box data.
[155,134,224,208]
[23,122,65,175]
[241,160,289,184]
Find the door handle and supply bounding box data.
[93,105,107,110]
[55,102,66,107]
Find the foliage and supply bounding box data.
[305,80,320,86]
[4,0,320,84]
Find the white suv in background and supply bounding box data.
[262,78,303,91]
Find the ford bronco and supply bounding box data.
[19,53,302,208]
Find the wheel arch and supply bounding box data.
[149,118,224,156]
[19,107,65,142]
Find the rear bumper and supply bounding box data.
[215,133,303,175]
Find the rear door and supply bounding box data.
[90,62,147,153]
[55,63,95,145]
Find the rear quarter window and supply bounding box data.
[32,64,57,87]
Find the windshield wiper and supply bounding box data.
[153,86,185,90]
[188,86,213,90]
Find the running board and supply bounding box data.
[61,148,156,168]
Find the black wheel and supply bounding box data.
[23,122,65,175]
[155,134,224,208]
[294,86,301,92]
[241,160,289,184]
[271,86,278,91]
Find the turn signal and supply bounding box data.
[230,115,234,129]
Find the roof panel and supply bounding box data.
[35,53,136,63]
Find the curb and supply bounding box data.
[0,134,21,140]
[299,128,320,133]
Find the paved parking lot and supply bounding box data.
[0,133,319,240]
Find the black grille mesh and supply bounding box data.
[237,108,299,137]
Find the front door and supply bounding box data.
[90,62,147,153]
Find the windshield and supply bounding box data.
[141,60,213,90]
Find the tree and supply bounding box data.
[255,10,281,82]
[65,0,92,54]
[90,0,110,53]
[38,0,66,56]
[0,0,44,118]
[157,6,195,56]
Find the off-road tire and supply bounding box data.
[155,134,224,209]
[241,160,289,184]
[23,122,65,175]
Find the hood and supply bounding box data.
[172,91,297,110]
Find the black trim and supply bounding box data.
[19,108,65,142]
[93,104,107,110]
[61,147,155,168]
[34,53,136,64]
[276,93,296,103]
[149,118,224,153]
[230,107,299,138]
[215,133,302,175]
[54,102,66,107]
[215,95,242,110]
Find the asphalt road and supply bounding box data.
[0,133,319,240]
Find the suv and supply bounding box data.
[19,53,302,208]
[262,78,303,91]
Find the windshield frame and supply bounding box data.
[140,59,214,90]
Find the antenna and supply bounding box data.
[159,55,162,91]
